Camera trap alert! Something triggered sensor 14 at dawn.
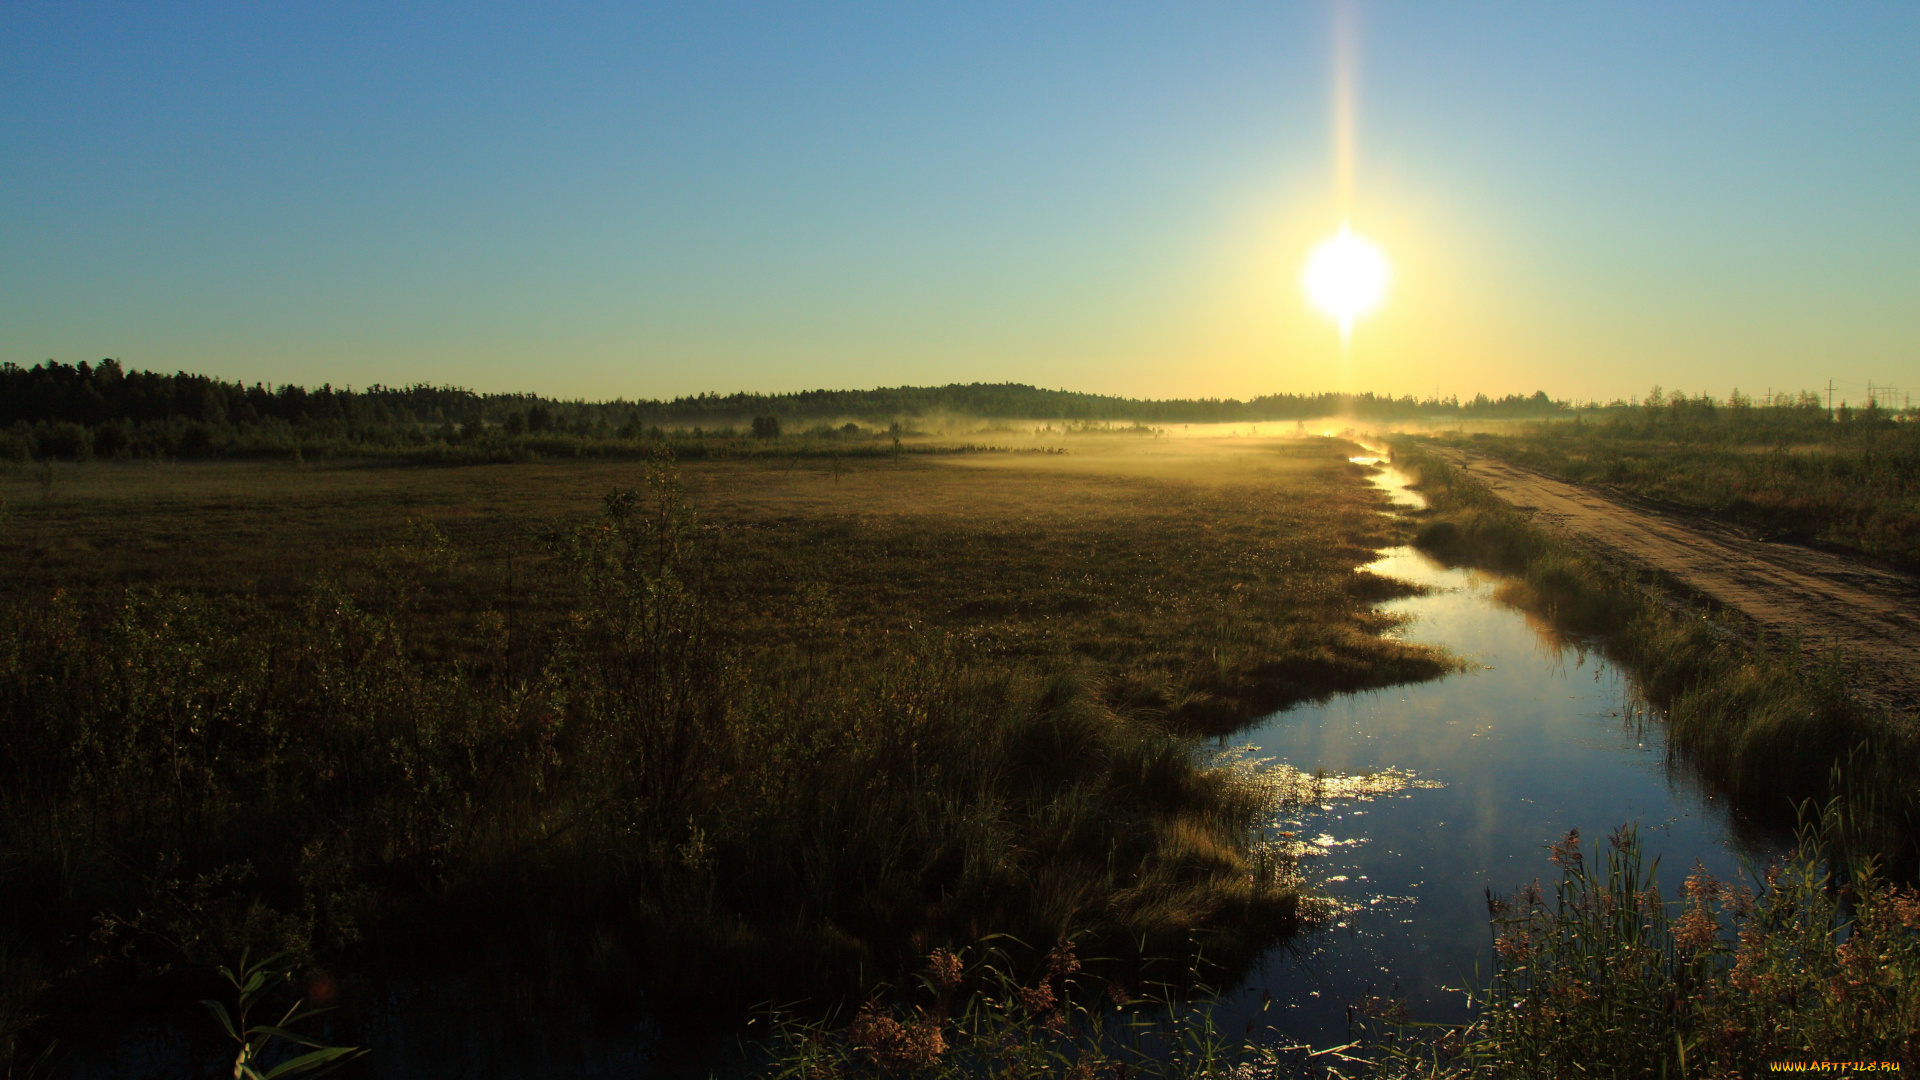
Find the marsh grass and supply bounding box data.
[0,440,1445,1068]
[1394,444,1920,870]
[0,443,1446,723]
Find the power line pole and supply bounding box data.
[1827,379,1836,420]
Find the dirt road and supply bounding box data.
[1421,445,1920,719]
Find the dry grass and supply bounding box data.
[0,436,1452,1067]
[0,437,1445,728]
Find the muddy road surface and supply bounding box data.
[1418,445,1920,721]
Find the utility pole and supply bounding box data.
[1827,379,1836,420]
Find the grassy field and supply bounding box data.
[1431,396,1920,569]
[0,435,1448,1066]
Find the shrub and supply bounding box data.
[0,424,30,463]
[32,422,91,461]
[1474,815,1920,1076]
[91,419,132,458]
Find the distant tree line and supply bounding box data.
[0,358,1592,461]
[1,359,535,429]
[1560,385,1913,445]
[641,385,1574,424]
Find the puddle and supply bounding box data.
[1214,456,1783,1042]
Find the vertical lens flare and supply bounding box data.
[1333,2,1355,217]
[1306,4,1388,349]
[1303,223,1390,346]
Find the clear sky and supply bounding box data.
[5,2,1917,403]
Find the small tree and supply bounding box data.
[752,415,781,439]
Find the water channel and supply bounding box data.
[1213,456,1782,1045]
[77,455,1787,1076]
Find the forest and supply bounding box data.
[1,360,1575,462]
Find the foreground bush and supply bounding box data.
[1476,817,1920,1076]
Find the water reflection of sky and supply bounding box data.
[1220,464,1784,1046]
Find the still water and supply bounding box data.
[1213,459,1780,1044]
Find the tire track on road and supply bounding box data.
[1422,445,1920,721]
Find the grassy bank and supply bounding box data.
[0,437,1446,1069]
[1392,440,1919,868]
[1430,394,1920,570]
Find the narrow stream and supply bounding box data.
[1214,456,1783,1044]
[73,457,1789,1076]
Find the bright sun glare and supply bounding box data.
[1302,223,1390,345]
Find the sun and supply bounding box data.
[1302,223,1391,345]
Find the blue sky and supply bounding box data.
[4,2,1917,402]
